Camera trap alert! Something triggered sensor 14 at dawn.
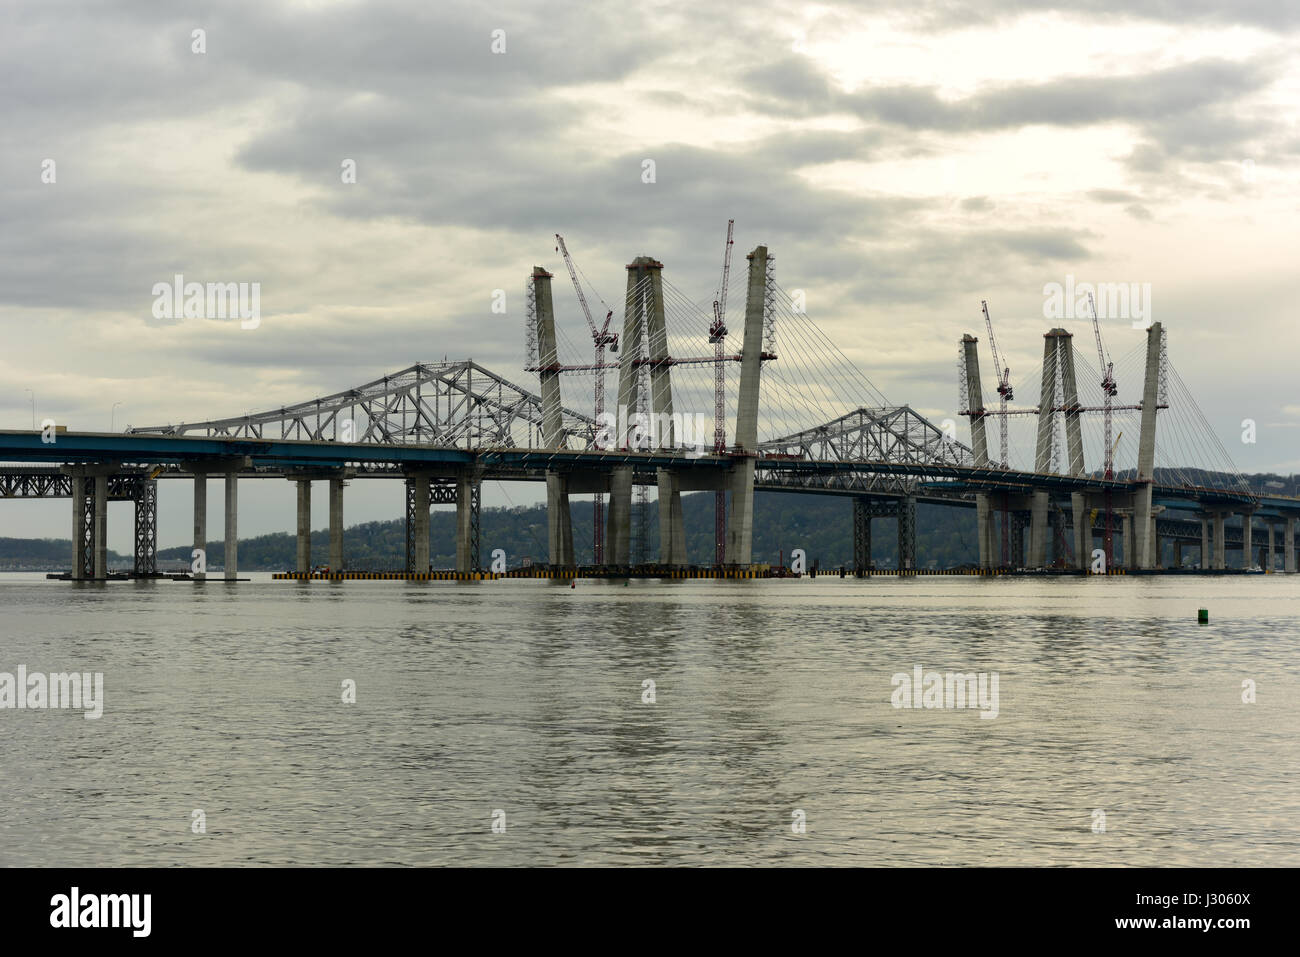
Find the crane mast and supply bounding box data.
[555,233,617,564]
[709,220,734,565]
[980,300,1014,567]
[1088,291,1119,570]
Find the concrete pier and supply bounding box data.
[93,473,107,580]
[1213,512,1226,570]
[455,472,473,573]
[224,470,239,580]
[607,468,632,565]
[70,473,89,580]
[295,479,311,573]
[1071,493,1088,570]
[1029,490,1049,568]
[1242,515,1253,569]
[193,471,207,580]
[1286,517,1296,573]
[329,477,344,570]
[62,464,115,580]
[412,474,430,573]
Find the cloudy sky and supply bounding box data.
[2,0,1298,550]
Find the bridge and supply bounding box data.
[2,243,1296,579]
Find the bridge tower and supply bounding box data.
[532,265,575,567]
[961,334,994,569]
[1132,321,1164,569]
[1030,328,1083,567]
[605,256,686,567]
[724,246,770,567]
[643,260,687,566]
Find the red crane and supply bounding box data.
[555,233,617,564]
[709,219,734,564]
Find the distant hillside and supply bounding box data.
[144,492,975,571]
[0,537,129,571]
[0,492,974,571]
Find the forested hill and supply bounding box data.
[0,492,979,571]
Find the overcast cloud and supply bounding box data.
[2,0,1297,549]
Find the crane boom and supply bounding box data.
[555,234,598,338]
[980,300,1013,476]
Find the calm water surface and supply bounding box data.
[1,573,1297,866]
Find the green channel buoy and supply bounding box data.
[1198,608,1209,624]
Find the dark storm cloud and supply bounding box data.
[748,55,1276,142]
[888,0,1300,32]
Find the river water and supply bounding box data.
[1,573,1296,866]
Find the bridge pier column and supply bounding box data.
[1200,517,1209,569]
[1174,541,1183,568]
[1121,513,1133,569]
[1071,493,1088,570]
[75,473,107,581]
[976,493,993,569]
[1132,485,1154,569]
[224,470,239,581]
[294,479,311,573]
[93,474,108,580]
[608,468,632,565]
[329,477,344,571]
[1212,512,1226,570]
[1242,515,1253,569]
[657,470,686,566]
[1029,491,1049,568]
[192,470,208,580]
[726,459,756,567]
[456,472,478,573]
[64,464,112,580]
[1010,511,1027,567]
[545,473,574,568]
[897,494,916,570]
[1267,523,1275,571]
[1285,517,1296,573]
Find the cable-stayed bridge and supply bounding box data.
[1,243,1295,580]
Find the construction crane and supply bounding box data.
[980,300,1013,468]
[981,300,1014,567]
[1088,291,1119,569]
[709,219,734,565]
[555,233,617,564]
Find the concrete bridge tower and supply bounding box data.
[532,266,575,567]
[1132,321,1164,569]
[724,246,770,567]
[608,256,685,565]
[962,334,994,569]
